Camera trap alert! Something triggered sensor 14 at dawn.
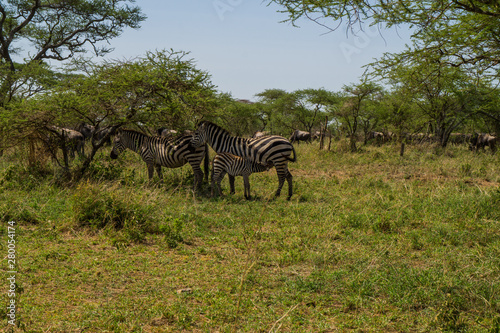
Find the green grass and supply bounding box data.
[1,141,500,332]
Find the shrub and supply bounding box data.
[71,182,158,242]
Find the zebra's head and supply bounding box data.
[191,122,208,148]
[110,132,126,159]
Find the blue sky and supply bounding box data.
[103,1,412,100]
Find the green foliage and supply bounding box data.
[0,0,145,106]
[159,217,185,248]
[255,88,339,135]
[214,94,263,136]
[2,143,500,331]
[71,182,157,236]
[269,0,500,75]
[85,158,124,181]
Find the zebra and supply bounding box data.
[211,152,273,200]
[191,121,297,199]
[110,129,209,188]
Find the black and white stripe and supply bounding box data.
[110,129,208,188]
[191,121,296,199]
[211,152,271,199]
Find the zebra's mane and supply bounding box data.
[120,128,195,147]
[199,121,232,137]
[119,128,149,137]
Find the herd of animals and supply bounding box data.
[38,122,497,200]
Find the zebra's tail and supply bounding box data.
[203,143,209,182]
[282,144,297,163]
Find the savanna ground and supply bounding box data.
[1,140,500,332]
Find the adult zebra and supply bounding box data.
[110,129,209,188]
[191,121,296,199]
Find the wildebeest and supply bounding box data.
[75,123,113,145]
[366,131,385,145]
[448,133,471,145]
[76,123,94,140]
[311,131,321,140]
[289,130,311,144]
[470,133,497,153]
[46,125,85,158]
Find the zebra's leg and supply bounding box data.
[155,165,163,183]
[285,169,293,200]
[211,168,219,197]
[228,174,236,194]
[188,162,204,190]
[274,164,287,197]
[210,175,216,197]
[193,166,204,190]
[243,175,251,200]
[215,171,226,197]
[147,163,155,181]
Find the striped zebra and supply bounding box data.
[191,121,296,199]
[110,129,208,188]
[211,152,272,199]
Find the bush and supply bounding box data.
[85,159,123,181]
[72,182,158,242]
[159,217,185,248]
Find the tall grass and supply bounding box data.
[1,141,499,332]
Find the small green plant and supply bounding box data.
[459,163,472,177]
[159,217,184,248]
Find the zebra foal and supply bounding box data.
[110,129,208,188]
[211,153,272,199]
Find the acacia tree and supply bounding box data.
[291,88,339,133]
[0,0,145,157]
[256,88,339,136]
[255,89,290,135]
[214,95,263,136]
[25,50,218,179]
[0,0,145,106]
[373,51,486,147]
[268,0,500,74]
[338,80,383,152]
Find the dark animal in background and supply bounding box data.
[47,125,85,158]
[191,121,296,199]
[367,131,384,145]
[289,130,311,144]
[110,129,208,188]
[448,133,471,145]
[470,133,497,153]
[211,152,272,199]
[311,131,321,140]
[76,123,113,146]
[76,123,94,140]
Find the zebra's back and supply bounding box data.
[146,135,204,168]
[213,152,269,177]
